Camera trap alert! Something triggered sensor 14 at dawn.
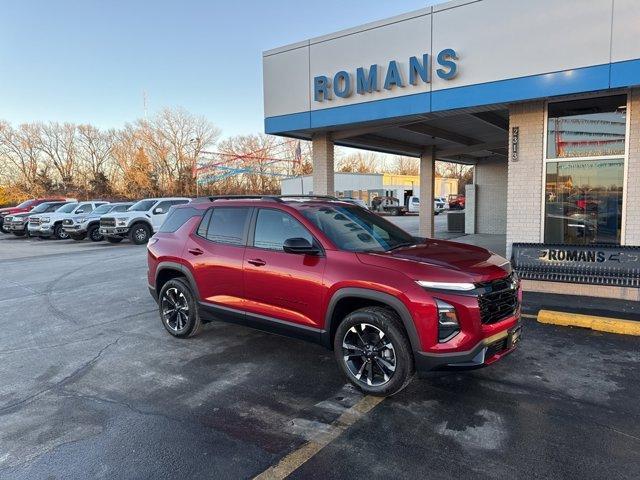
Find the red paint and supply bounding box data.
[148,199,521,366]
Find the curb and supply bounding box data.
[537,310,640,336]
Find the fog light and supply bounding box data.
[436,299,459,342]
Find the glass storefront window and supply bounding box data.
[547,95,627,158]
[544,159,624,245]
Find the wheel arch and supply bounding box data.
[322,288,421,353]
[155,262,201,301]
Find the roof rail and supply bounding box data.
[191,194,341,203]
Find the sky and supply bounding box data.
[0,0,430,139]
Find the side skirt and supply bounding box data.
[198,301,325,346]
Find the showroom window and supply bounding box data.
[544,95,627,245]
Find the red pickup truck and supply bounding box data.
[448,194,466,210]
[0,198,66,233]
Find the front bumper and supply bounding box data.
[63,224,87,234]
[7,222,27,232]
[414,321,522,373]
[99,226,129,237]
[28,224,54,236]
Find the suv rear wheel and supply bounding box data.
[334,306,414,397]
[158,278,202,338]
[129,223,151,245]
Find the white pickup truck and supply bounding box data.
[28,201,108,239]
[99,197,190,244]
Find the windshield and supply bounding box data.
[92,204,112,215]
[30,203,53,214]
[15,199,36,208]
[299,204,415,252]
[56,203,78,213]
[128,200,156,212]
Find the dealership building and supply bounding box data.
[262,0,640,299]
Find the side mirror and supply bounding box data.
[283,237,320,255]
[153,207,164,215]
[76,208,85,214]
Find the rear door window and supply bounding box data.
[205,207,250,246]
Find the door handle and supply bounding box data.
[188,248,204,256]
[247,258,266,267]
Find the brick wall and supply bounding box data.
[475,157,508,235]
[312,134,335,195]
[625,89,640,246]
[506,101,545,258]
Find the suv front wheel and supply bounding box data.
[158,278,202,338]
[334,306,414,397]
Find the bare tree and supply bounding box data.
[36,122,78,190]
[0,122,41,191]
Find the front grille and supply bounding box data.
[29,217,41,225]
[100,217,116,228]
[477,274,519,325]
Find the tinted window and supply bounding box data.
[158,207,203,233]
[547,95,627,158]
[254,209,313,251]
[92,204,112,215]
[45,203,66,212]
[111,205,130,213]
[206,208,250,245]
[300,204,414,252]
[197,209,213,237]
[57,203,78,213]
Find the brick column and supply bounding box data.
[419,147,435,237]
[625,89,640,246]
[475,157,508,234]
[312,133,334,195]
[505,101,545,259]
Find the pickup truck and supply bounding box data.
[63,202,134,241]
[28,201,108,239]
[3,201,71,236]
[0,197,66,233]
[99,197,190,244]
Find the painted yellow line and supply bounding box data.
[254,395,384,480]
[538,310,640,336]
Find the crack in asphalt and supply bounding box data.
[0,336,122,415]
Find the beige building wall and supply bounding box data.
[475,157,508,235]
[625,88,640,246]
[505,101,545,258]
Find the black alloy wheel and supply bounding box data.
[158,278,202,338]
[88,225,103,242]
[129,223,151,245]
[334,306,414,396]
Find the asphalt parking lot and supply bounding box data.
[1,234,639,479]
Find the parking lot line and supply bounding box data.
[254,395,384,480]
[538,310,640,336]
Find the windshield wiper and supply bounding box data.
[386,242,415,252]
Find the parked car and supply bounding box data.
[63,202,134,241]
[404,196,445,215]
[4,201,71,236]
[99,197,190,244]
[371,196,407,216]
[28,201,108,239]
[0,197,66,233]
[448,194,466,210]
[436,196,449,209]
[147,195,521,397]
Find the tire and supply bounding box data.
[70,233,86,241]
[333,306,414,397]
[106,236,123,244]
[129,222,151,245]
[87,224,103,242]
[158,278,202,338]
[53,223,70,240]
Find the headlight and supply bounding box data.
[116,218,128,226]
[416,280,476,291]
[41,217,51,223]
[435,299,460,342]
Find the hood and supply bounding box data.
[0,206,25,216]
[356,239,510,284]
[105,211,148,220]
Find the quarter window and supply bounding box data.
[253,209,314,251]
[206,207,250,246]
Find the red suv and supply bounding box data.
[147,196,522,396]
